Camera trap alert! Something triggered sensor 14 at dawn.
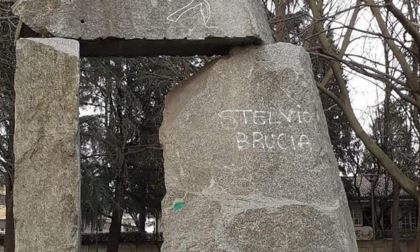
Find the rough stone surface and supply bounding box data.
[12,0,273,43]
[160,43,357,252]
[14,38,80,252]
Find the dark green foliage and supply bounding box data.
[362,100,418,178]
[314,60,361,175]
[0,2,17,179]
[79,56,206,235]
[0,4,17,251]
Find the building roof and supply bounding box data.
[343,175,410,199]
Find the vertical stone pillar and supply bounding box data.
[160,43,357,252]
[14,38,80,252]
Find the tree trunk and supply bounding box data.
[139,206,146,233]
[391,179,400,252]
[106,207,122,252]
[4,76,15,252]
[106,176,124,252]
[273,0,288,42]
[4,175,14,252]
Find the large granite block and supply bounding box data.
[14,38,80,252]
[160,43,357,251]
[12,0,273,43]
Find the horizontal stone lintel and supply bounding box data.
[13,0,273,46]
[20,25,262,57]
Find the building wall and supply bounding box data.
[358,240,416,252]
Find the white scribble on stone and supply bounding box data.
[166,0,218,29]
[150,0,158,7]
[278,85,297,103]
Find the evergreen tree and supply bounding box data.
[0,3,17,251]
[79,56,205,251]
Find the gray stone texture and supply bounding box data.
[12,0,273,43]
[14,38,80,252]
[160,43,357,252]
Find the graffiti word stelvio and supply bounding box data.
[218,109,313,151]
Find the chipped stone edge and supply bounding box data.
[242,0,274,44]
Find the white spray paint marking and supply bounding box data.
[166,0,218,29]
[218,109,313,130]
[236,132,312,152]
[218,109,313,152]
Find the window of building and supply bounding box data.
[0,195,5,206]
[401,207,417,230]
[351,205,363,227]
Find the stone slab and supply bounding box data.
[12,0,273,44]
[160,43,357,251]
[14,38,80,252]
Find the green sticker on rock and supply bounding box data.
[172,200,185,211]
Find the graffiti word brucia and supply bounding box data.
[218,109,313,151]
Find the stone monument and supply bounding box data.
[14,38,80,252]
[10,0,357,251]
[160,44,357,251]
